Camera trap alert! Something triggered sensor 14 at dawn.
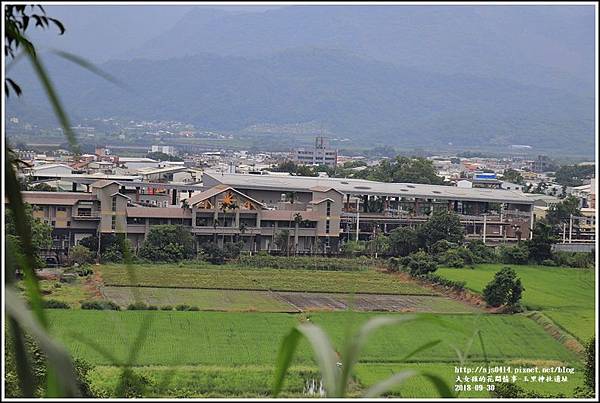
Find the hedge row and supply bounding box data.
[237,255,374,271]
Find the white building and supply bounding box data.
[151,145,176,156]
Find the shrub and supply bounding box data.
[402,250,438,277]
[139,225,195,262]
[541,259,557,267]
[388,226,420,257]
[499,244,529,265]
[439,249,465,268]
[430,240,457,256]
[237,255,373,271]
[341,240,367,257]
[75,265,93,277]
[69,245,94,265]
[81,300,120,310]
[127,302,148,310]
[465,240,497,263]
[482,267,524,309]
[160,305,173,311]
[42,299,70,309]
[424,274,466,291]
[175,304,191,311]
[583,337,595,391]
[188,306,200,311]
[147,305,158,311]
[552,251,594,268]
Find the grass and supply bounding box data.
[100,287,298,312]
[308,312,580,363]
[354,362,584,398]
[46,310,579,366]
[98,264,433,295]
[88,365,322,398]
[436,264,595,342]
[46,311,313,366]
[37,279,95,308]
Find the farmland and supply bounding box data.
[32,260,594,397]
[45,310,584,397]
[98,264,434,295]
[436,264,595,342]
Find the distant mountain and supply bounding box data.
[7,49,594,154]
[123,5,595,95]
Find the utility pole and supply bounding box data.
[482,214,487,245]
[568,214,573,244]
[562,222,566,243]
[355,197,360,242]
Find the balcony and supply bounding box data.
[72,212,100,220]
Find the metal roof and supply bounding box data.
[204,173,533,204]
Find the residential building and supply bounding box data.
[292,137,338,168]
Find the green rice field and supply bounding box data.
[99,264,434,295]
[436,264,595,342]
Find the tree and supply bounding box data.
[526,220,557,263]
[6,203,53,270]
[499,244,529,265]
[69,245,94,265]
[419,211,464,250]
[482,267,524,309]
[501,169,524,185]
[554,164,595,187]
[355,156,445,184]
[341,240,366,257]
[367,233,390,258]
[546,195,581,226]
[403,250,438,277]
[388,227,420,256]
[138,225,195,262]
[273,229,290,253]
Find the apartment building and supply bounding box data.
[18,172,538,262]
[292,137,338,168]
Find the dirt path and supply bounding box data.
[84,266,105,300]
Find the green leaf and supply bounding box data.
[8,318,35,396]
[272,323,338,397]
[339,315,415,395]
[420,372,456,397]
[398,339,441,362]
[50,50,127,90]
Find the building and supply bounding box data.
[151,145,176,156]
[292,137,338,168]
[17,172,536,263]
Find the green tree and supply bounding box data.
[68,245,94,266]
[526,220,557,263]
[138,225,194,262]
[273,229,290,253]
[355,156,444,184]
[404,250,438,276]
[554,164,595,187]
[501,169,524,185]
[388,226,420,256]
[482,267,524,309]
[6,204,53,270]
[146,151,182,162]
[546,195,581,226]
[419,211,464,250]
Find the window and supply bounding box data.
[77,208,92,217]
[57,206,67,212]
[326,221,330,234]
[111,216,116,230]
[111,197,117,211]
[66,221,71,227]
[326,201,331,217]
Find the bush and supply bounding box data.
[439,248,465,268]
[541,259,558,267]
[42,299,70,309]
[139,225,195,262]
[499,244,529,265]
[188,306,200,311]
[127,302,148,310]
[237,255,373,271]
[75,265,93,277]
[147,305,158,311]
[341,240,367,257]
[465,240,498,263]
[424,273,466,291]
[552,251,595,268]
[69,245,95,265]
[482,267,524,309]
[81,300,120,310]
[430,240,457,256]
[160,305,173,311]
[175,304,191,311]
[402,250,438,277]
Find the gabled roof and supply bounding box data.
[187,185,265,208]
[91,180,120,189]
[310,186,345,195]
[110,192,131,200]
[310,198,336,205]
